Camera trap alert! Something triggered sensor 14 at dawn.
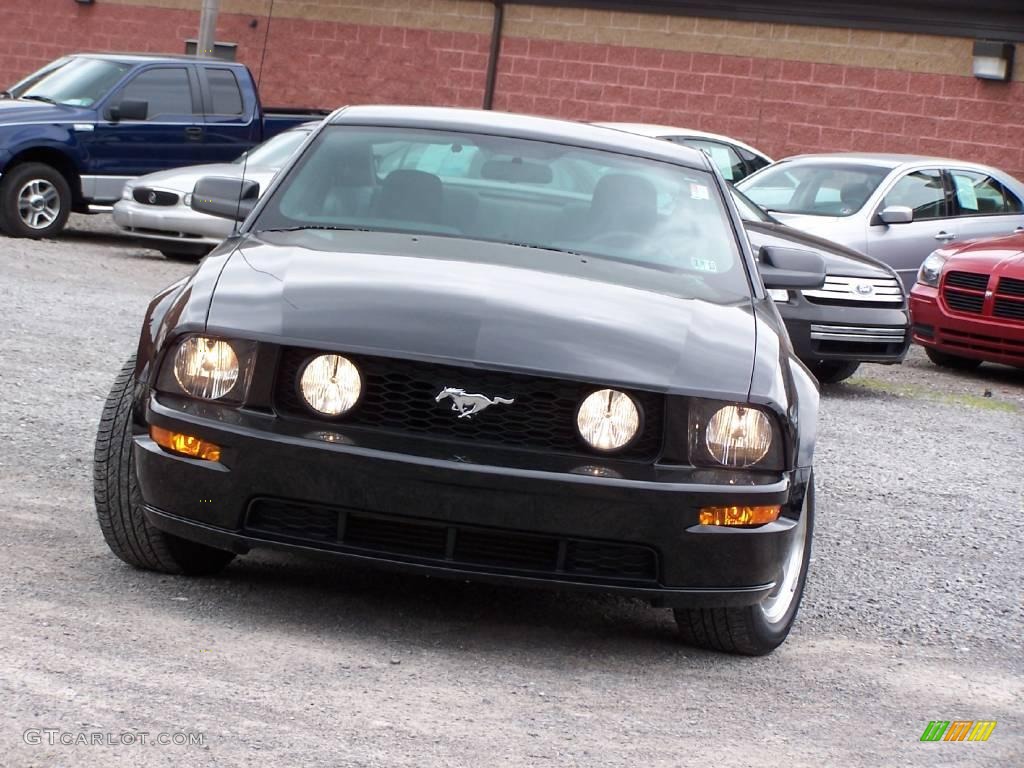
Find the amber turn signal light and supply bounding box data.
[699,505,781,527]
[150,425,222,462]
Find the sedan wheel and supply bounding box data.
[807,360,860,384]
[924,347,982,371]
[0,162,72,239]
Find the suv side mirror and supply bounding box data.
[191,176,261,221]
[109,99,148,122]
[758,245,826,290]
[879,205,913,224]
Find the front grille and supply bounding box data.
[945,271,989,291]
[275,348,664,460]
[803,275,903,307]
[133,187,179,206]
[944,292,985,314]
[997,276,1024,297]
[994,298,1024,321]
[245,498,659,584]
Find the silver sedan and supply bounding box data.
[112,124,314,260]
[736,154,1024,286]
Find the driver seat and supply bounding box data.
[588,174,658,236]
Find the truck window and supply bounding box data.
[114,67,195,120]
[206,68,243,115]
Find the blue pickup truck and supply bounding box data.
[0,53,325,238]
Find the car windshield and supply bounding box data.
[738,162,890,217]
[20,57,131,107]
[3,57,71,99]
[235,129,312,167]
[254,126,750,303]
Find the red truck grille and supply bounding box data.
[994,276,1024,322]
[942,271,1024,324]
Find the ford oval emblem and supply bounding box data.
[855,283,874,295]
[147,191,157,204]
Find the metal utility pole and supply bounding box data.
[197,0,221,57]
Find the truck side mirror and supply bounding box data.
[109,99,148,122]
[191,176,261,221]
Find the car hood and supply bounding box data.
[130,163,280,194]
[744,220,896,279]
[942,233,1024,275]
[205,232,758,399]
[0,99,80,124]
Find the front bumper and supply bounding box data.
[777,293,910,364]
[136,395,810,608]
[112,199,228,247]
[910,285,1024,367]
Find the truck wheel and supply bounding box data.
[807,360,859,384]
[924,347,982,371]
[0,162,72,238]
[674,475,814,656]
[93,356,236,575]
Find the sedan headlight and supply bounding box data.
[173,337,240,400]
[298,354,362,416]
[121,183,134,201]
[917,251,948,287]
[576,389,641,452]
[766,288,791,302]
[688,399,784,470]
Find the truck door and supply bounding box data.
[198,66,260,163]
[83,65,204,201]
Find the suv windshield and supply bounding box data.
[739,162,889,217]
[235,129,312,167]
[20,57,131,107]
[254,126,750,303]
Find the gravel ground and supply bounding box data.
[1,215,1021,767]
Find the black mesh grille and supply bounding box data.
[997,277,1024,298]
[994,298,1024,321]
[275,349,664,460]
[945,271,989,291]
[133,187,179,206]
[245,498,659,584]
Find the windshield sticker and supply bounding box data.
[690,183,710,200]
[691,257,718,272]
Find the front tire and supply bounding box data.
[674,475,814,656]
[806,360,860,384]
[924,347,982,371]
[159,246,209,262]
[93,356,236,575]
[0,162,72,238]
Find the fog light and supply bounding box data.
[699,505,780,526]
[150,425,222,461]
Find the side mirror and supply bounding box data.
[109,99,148,122]
[879,205,913,225]
[758,245,826,290]
[191,176,260,221]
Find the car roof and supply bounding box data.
[328,106,712,171]
[594,122,771,160]
[773,152,977,169]
[71,52,234,65]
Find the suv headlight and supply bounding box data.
[918,251,948,287]
[156,336,257,403]
[688,399,785,470]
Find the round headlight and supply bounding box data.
[705,405,772,468]
[173,337,239,400]
[576,389,640,452]
[299,354,362,416]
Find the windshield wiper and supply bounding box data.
[21,94,58,105]
[500,241,581,256]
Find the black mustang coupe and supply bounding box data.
[94,106,825,655]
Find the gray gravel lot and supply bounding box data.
[1,215,1021,767]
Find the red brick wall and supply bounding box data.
[0,0,1021,180]
[493,37,1024,180]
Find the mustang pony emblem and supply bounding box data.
[435,387,515,419]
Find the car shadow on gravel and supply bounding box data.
[114,551,709,659]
